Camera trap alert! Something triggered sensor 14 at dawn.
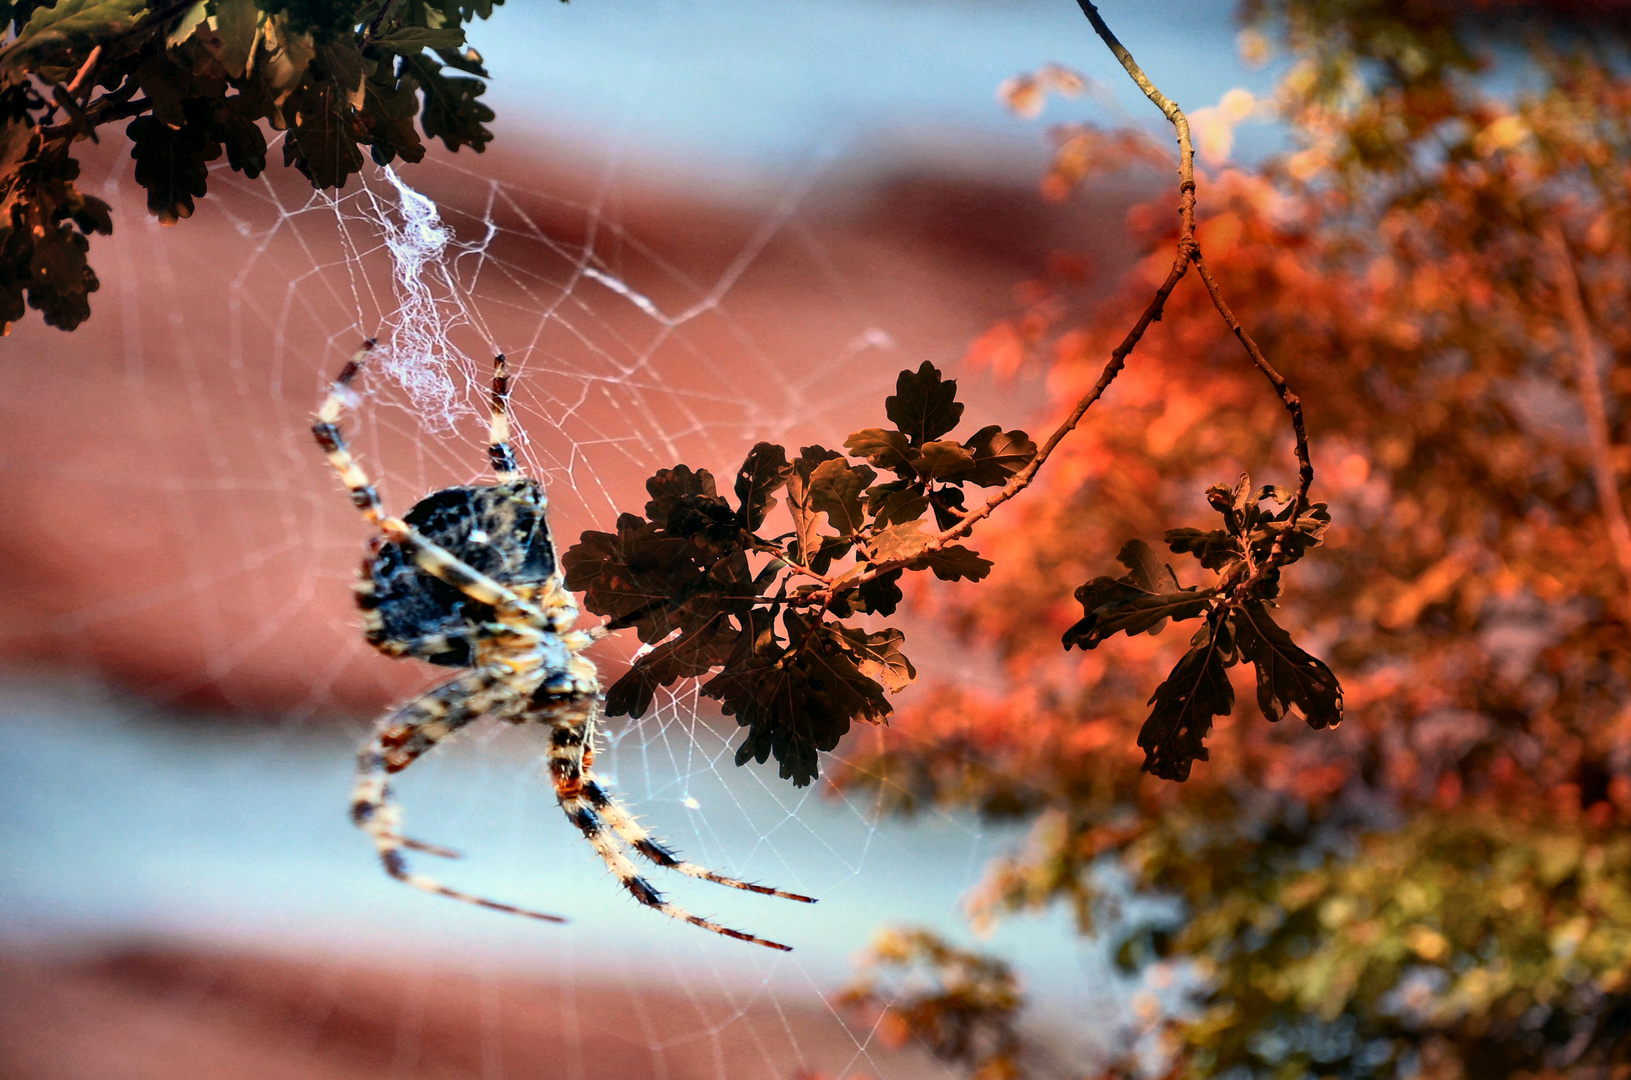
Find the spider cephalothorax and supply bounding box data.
[313,343,813,950]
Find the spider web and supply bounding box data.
[0,4,1271,1076]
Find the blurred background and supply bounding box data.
[0,2,1262,1078]
[7,1,1631,1078]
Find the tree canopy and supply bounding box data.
[836,2,1631,1077]
[0,0,517,332]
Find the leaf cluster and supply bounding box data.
[835,926,1027,1080]
[563,362,1036,787]
[1,0,520,332]
[1063,474,1341,781]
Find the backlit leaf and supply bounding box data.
[886,361,964,444]
[962,425,1037,487]
[1232,601,1343,729]
[1139,615,1235,781]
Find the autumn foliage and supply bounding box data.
[838,2,1631,1077]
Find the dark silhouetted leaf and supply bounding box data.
[1165,527,1243,571]
[927,485,966,531]
[809,457,875,536]
[734,441,792,532]
[1232,601,1343,729]
[1139,616,1236,781]
[886,361,964,444]
[917,439,976,481]
[1064,539,1210,649]
[282,75,365,189]
[867,481,929,527]
[127,112,217,223]
[845,427,916,473]
[832,625,917,692]
[786,446,850,572]
[709,614,891,787]
[962,425,1037,487]
[209,99,268,177]
[361,64,426,167]
[374,26,467,54]
[604,620,737,718]
[1064,586,1212,649]
[915,544,992,582]
[855,568,905,616]
[403,54,494,153]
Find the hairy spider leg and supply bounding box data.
[352,670,568,924]
[312,340,387,528]
[582,779,817,903]
[489,354,520,483]
[540,703,797,951]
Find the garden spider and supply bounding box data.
[312,341,815,951]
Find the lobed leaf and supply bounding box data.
[808,456,875,537]
[603,620,737,719]
[832,625,917,693]
[708,614,892,788]
[1063,539,1209,649]
[1165,527,1243,571]
[886,361,963,444]
[866,480,929,528]
[281,76,365,189]
[373,26,467,54]
[916,439,976,481]
[785,445,843,565]
[845,427,916,474]
[1138,615,1236,781]
[402,53,494,153]
[961,425,1037,487]
[734,441,792,532]
[127,111,216,223]
[1232,601,1343,729]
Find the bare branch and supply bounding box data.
[1542,222,1631,604]
[791,0,1313,608]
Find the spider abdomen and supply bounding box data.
[357,480,558,667]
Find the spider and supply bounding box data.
[312,341,815,951]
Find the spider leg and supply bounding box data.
[489,354,520,483]
[581,778,816,903]
[539,698,797,952]
[353,670,567,924]
[312,340,388,528]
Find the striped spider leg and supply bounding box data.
[313,342,815,949]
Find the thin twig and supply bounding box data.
[1542,222,1631,604]
[65,44,102,98]
[792,0,1318,610]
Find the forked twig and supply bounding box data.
[794,0,1314,606]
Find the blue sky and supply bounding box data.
[473,0,1282,175]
